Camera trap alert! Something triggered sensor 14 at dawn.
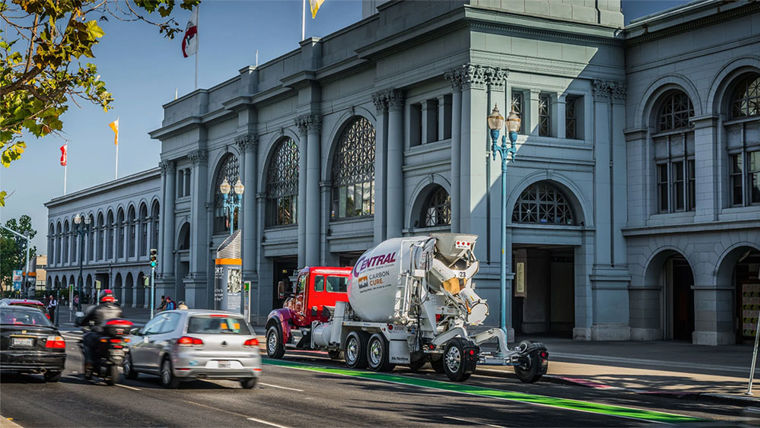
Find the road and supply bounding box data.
[0,330,752,427]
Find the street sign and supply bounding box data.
[12,270,22,290]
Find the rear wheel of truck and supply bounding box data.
[514,340,544,383]
[367,334,393,372]
[345,331,368,369]
[443,338,474,382]
[266,325,285,359]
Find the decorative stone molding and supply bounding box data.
[256,192,267,201]
[187,150,208,165]
[159,160,174,175]
[592,79,626,102]
[319,180,332,189]
[446,64,508,90]
[387,89,405,111]
[295,114,322,134]
[235,134,258,153]
[372,91,389,113]
[371,89,404,112]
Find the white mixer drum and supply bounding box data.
[348,237,427,322]
[459,288,489,325]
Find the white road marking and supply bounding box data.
[246,417,290,427]
[115,383,141,391]
[443,416,504,427]
[259,382,303,392]
[182,399,291,428]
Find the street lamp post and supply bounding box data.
[220,178,245,236]
[487,104,521,337]
[74,213,91,311]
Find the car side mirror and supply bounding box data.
[130,327,141,336]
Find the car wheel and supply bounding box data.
[367,333,393,372]
[240,378,257,389]
[443,338,475,382]
[106,364,119,385]
[123,354,138,380]
[44,371,62,382]
[514,340,545,384]
[266,325,285,359]
[160,358,179,389]
[344,331,368,369]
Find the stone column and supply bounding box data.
[529,89,541,136]
[444,70,462,232]
[255,191,268,321]
[371,91,389,243]
[437,95,446,143]
[296,124,308,267]
[320,181,331,265]
[236,134,258,282]
[187,148,209,308]
[693,285,735,345]
[421,100,429,145]
[386,89,405,238]
[557,94,567,139]
[691,115,720,222]
[159,160,176,295]
[297,115,322,267]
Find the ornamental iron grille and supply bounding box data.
[511,181,575,225]
[331,117,376,219]
[658,91,693,131]
[565,96,579,139]
[266,138,299,226]
[213,154,240,233]
[732,75,760,118]
[418,185,451,227]
[511,91,525,134]
[539,94,551,136]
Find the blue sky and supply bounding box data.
[0,0,691,250]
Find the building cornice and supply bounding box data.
[44,168,161,208]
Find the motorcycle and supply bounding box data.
[75,312,133,386]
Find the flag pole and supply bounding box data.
[63,163,67,195]
[301,0,305,41]
[195,5,199,90]
[115,142,119,180]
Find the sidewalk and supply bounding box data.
[55,305,153,328]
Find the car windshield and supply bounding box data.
[187,315,250,335]
[0,308,52,326]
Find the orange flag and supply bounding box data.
[109,119,119,146]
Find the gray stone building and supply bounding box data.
[48,0,760,345]
[45,168,161,306]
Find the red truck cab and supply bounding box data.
[265,266,351,357]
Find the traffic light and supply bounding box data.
[150,248,158,268]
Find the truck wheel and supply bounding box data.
[430,356,445,374]
[514,340,544,383]
[443,338,474,382]
[367,334,393,372]
[344,331,368,369]
[266,325,285,359]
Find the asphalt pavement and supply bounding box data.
[0,327,756,427]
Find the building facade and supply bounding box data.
[48,0,760,345]
[45,169,161,306]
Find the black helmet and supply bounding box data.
[99,289,115,303]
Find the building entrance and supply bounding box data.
[512,246,575,338]
[671,258,694,341]
[272,257,298,310]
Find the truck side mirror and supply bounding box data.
[311,306,318,317]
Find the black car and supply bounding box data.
[0,306,66,381]
[0,298,50,320]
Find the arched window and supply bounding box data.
[55,222,61,264]
[88,214,95,262]
[63,220,70,263]
[266,138,299,226]
[127,205,136,258]
[213,154,240,233]
[416,185,451,228]
[151,202,160,250]
[731,74,760,118]
[106,210,114,260]
[727,73,760,206]
[653,90,696,213]
[657,91,694,132]
[331,117,376,219]
[117,208,125,259]
[96,213,104,260]
[178,222,191,250]
[512,182,575,225]
[139,204,148,257]
[48,224,55,265]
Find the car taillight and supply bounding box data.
[106,319,134,326]
[45,336,66,349]
[435,314,442,323]
[45,313,50,320]
[110,338,122,343]
[177,336,203,346]
[243,338,259,347]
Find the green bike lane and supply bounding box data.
[264,357,722,425]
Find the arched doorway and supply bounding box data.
[136,272,146,308]
[125,272,134,307]
[114,273,123,304]
[644,250,695,341]
[717,245,760,343]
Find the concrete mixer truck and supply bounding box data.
[265,233,548,383]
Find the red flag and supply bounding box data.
[182,8,198,58]
[60,144,67,166]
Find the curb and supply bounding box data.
[0,416,22,427]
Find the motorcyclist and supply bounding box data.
[77,289,122,370]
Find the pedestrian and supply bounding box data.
[47,295,58,322]
[277,280,286,308]
[157,296,166,312]
[74,294,81,311]
[164,296,176,311]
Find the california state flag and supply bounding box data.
[182,7,199,58]
[60,144,67,166]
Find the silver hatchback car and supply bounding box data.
[123,309,261,389]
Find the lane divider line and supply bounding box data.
[115,384,141,391]
[263,359,704,424]
[443,415,504,427]
[181,399,290,428]
[246,417,290,428]
[259,382,304,392]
